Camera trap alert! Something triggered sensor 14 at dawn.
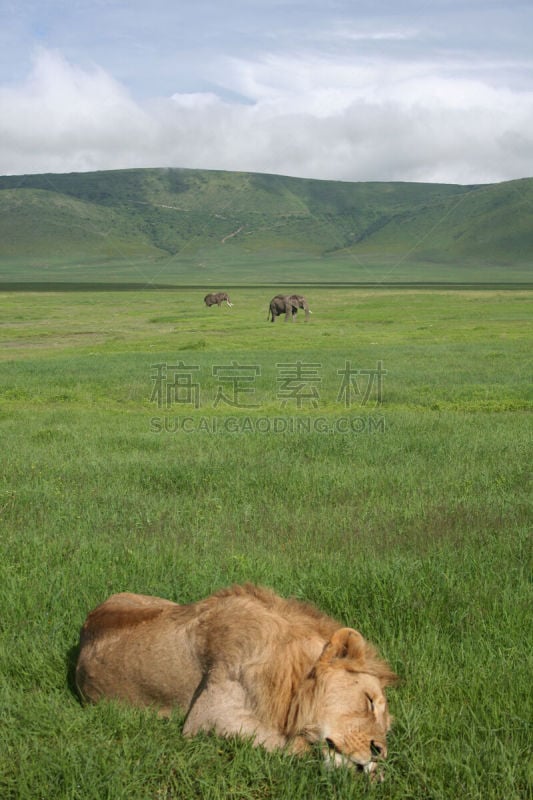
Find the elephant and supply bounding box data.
[204,292,233,308]
[267,294,311,322]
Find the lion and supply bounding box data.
[75,584,398,776]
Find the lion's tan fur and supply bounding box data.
[76,584,397,771]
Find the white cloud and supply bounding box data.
[1,48,533,184]
[0,50,154,174]
[170,92,222,109]
[332,25,421,43]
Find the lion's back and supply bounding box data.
[211,583,340,634]
[198,584,340,675]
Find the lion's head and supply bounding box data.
[292,627,397,775]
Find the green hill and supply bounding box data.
[0,168,531,283]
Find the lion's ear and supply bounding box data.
[319,628,366,664]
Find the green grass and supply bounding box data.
[0,287,531,799]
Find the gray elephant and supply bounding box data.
[267,294,311,322]
[204,292,233,307]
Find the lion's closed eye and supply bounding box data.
[365,694,375,712]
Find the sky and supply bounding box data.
[1,0,532,183]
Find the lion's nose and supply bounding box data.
[370,741,385,758]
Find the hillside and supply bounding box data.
[0,168,532,283]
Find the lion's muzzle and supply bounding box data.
[323,737,387,777]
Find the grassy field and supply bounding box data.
[0,286,531,800]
